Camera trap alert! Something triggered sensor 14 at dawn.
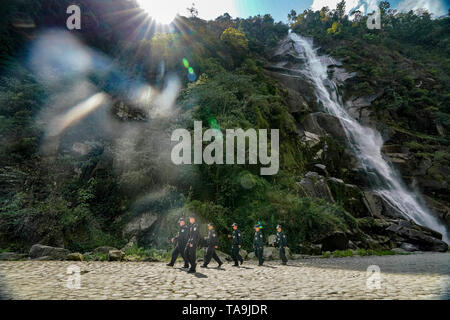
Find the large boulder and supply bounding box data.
[400,242,420,252]
[302,112,348,143]
[66,252,84,261]
[357,217,391,235]
[362,191,405,219]
[298,172,335,203]
[123,212,159,236]
[345,95,377,127]
[314,164,328,176]
[299,131,321,148]
[260,246,292,260]
[386,223,448,252]
[29,244,70,260]
[216,250,232,262]
[327,177,371,218]
[262,246,278,261]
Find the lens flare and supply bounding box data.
[48,92,107,137]
[137,0,181,24]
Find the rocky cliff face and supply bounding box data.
[265,35,448,252]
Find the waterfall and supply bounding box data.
[290,33,449,243]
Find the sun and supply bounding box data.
[137,0,186,25]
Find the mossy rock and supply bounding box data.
[66,252,84,261]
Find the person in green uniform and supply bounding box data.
[253,224,264,266]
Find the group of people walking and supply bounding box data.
[167,215,288,273]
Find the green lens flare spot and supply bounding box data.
[182,58,189,69]
[208,117,220,130]
[188,67,194,74]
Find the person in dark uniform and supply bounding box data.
[201,223,223,268]
[185,215,201,273]
[167,217,189,268]
[228,223,243,267]
[253,224,264,266]
[275,225,288,265]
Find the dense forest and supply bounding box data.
[0,0,448,259]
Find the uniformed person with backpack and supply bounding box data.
[185,215,201,273]
[253,224,264,266]
[201,223,223,268]
[228,223,243,267]
[167,217,189,268]
[275,225,288,265]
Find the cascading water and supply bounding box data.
[290,32,449,243]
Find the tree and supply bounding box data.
[287,9,297,24]
[187,2,198,18]
[320,6,330,22]
[379,1,391,14]
[221,27,248,50]
[336,0,346,20]
[327,21,342,35]
[220,27,249,62]
[350,9,363,23]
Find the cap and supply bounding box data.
[276,224,282,229]
[178,217,185,223]
[208,222,214,227]
[231,223,238,227]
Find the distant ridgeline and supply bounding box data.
[0,0,448,256]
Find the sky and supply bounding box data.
[137,0,450,23]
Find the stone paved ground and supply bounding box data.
[0,253,449,300]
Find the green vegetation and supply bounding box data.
[83,252,108,262]
[123,245,172,262]
[0,0,448,255]
[355,249,404,256]
[322,248,408,258]
[332,249,354,257]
